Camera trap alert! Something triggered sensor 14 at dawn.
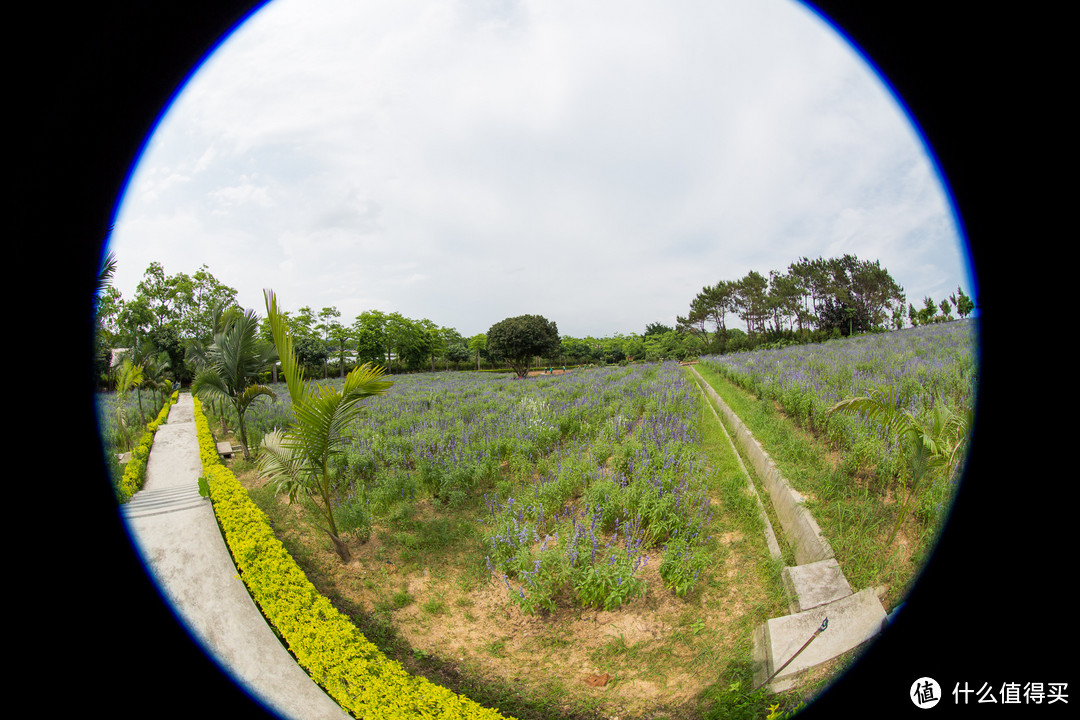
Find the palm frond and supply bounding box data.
[264,289,309,405]
[191,369,230,406]
[827,386,918,442]
[237,383,276,411]
[257,429,314,504]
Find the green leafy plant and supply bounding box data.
[112,358,144,450]
[191,307,277,460]
[659,536,710,598]
[192,399,511,719]
[116,392,177,502]
[827,385,970,546]
[257,289,393,562]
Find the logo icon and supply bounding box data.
[911,677,942,709]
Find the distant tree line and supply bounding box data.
[95,261,477,390]
[907,288,975,327]
[675,254,975,354]
[94,257,977,391]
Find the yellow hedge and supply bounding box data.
[118,392,179,502]
[192,398,513,720]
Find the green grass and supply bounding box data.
[421,597,448,616]
[235,367,842,719]
[691,362,927,609]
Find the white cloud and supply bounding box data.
[108,0,970,339]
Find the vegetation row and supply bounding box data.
[93,255,976,393]
[677,253,976,356]
[194,397,515,720]
[699,319,975,529]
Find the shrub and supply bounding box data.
[193,398,513,719]
[116,392,178,503]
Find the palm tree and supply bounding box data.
[95,249,117,312]
[187,301,245,434]
[136,342,176,408]
[191,308,278,461]
[827,386,970,546]
[112,358,144,451]
[257,289,392,562]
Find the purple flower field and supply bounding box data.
[698,319,978,467]
[234,362,718,611]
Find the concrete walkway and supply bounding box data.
[121,393,352,720]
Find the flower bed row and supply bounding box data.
[192,397,513,720]
[116,391,178,503]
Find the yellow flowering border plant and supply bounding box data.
[193,397,513,720]
[117,391,179,502]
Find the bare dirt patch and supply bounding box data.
[232,462,781,719]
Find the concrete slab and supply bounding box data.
[752,587,887,692]
[689,368,833,564]
[123,393,351,720]
[781,558,853,614]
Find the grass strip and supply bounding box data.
[690,364,921,610]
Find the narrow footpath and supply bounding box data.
[121,392,352,720]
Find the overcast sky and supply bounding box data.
[106,0,972,340]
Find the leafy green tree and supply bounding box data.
[378,312,435,371]
[767,270,802,333]
[257,290,392,562]
[891,303,905,330]
[116,339,168,424]
[315,306,342,378]
[139,346,175,411]
[620,333,645,362]
[644,330,690,361]
[559,336,595,365]
[416,318,444,372]
[293,306,317,337]
[828,386,970,546]
[439,327,467,370]
[445,339,470,370]
[188,301,246,429]
[352,310,390,368]
[786,254,904,336]
[191,308,278,460]
[293,335,330,375]
[112,358,144,450]
[677,280,736,351]
[178,265,238,341]
[316,306,341,338]
[326,322,352,378]
[486,314,561,378]
[734,270,770,339]
[939,298,953,321]
[788,256,828,331]
[468,333,487,370]
[954,286,975,319]
[918,296,938,325]
[112,262,238,383]
[598,335,627,364]
[643,321,673,338]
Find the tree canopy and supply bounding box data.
[679,253,910,352]
[486,315,561,378]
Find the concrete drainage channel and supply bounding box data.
[688,367,888,693]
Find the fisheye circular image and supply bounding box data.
[94,1,979,718]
